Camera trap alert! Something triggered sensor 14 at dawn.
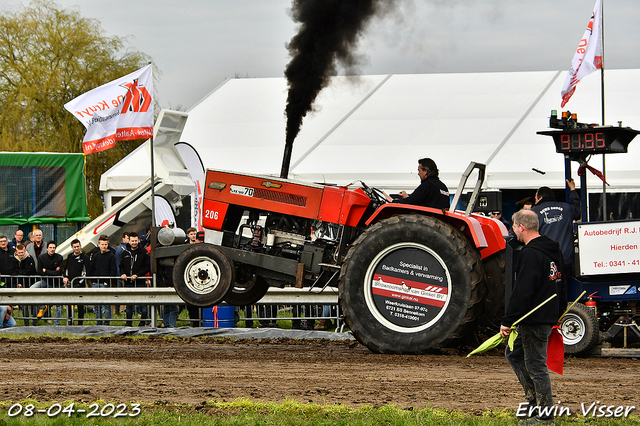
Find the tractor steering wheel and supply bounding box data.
[361,182,388,207]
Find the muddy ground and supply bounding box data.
[1,335,638,415]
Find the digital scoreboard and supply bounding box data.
[538,126,639,155]
[537,111,639,155]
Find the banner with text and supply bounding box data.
[64,65,154,154]
[578,221,640,276]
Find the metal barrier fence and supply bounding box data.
[0,275,171,327]
[0,274,342,330]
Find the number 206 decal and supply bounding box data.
[202,199,229,230]
[204,210,219,220]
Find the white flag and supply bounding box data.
[64,65,154,154]
[560,0,603,107]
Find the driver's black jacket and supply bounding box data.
[393,176,450,209]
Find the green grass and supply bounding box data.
[11,306,199,328]
[10,306,339,331]
[0,399,638,425]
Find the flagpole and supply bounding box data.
[149,134,158,327]
[147,63,157,327]
[150,136,155,224]
[600,0,607,221]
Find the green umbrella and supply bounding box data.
[467,293,558,357]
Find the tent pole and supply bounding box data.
[150,136,156,224]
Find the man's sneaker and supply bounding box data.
[519,416,554,426]
[36,306,48,319]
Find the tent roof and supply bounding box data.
[101,70,640,194]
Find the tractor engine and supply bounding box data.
[232,210,342,284]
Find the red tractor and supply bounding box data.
[155,162,507,353]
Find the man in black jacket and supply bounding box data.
[384,158,450,209]
[12,245,37,281]
[500,210,566,425]
[38,241,64,325]
[0,235,15,279]
[11,245,37,323]
[532,179,581,275]
[63,239,90,325]
[89,235,117,326]
[119,232,151,326]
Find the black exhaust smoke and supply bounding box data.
[281,0,393,179]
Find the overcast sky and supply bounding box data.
[2,0,639,110]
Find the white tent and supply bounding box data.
[100,70,640,207]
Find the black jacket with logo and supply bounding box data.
[531,191,581,266]
[502,235,567,327]
[65,252,91,287]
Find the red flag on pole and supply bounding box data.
[560,0,602,107]
[547,325,565,375]
[64,65,154,154]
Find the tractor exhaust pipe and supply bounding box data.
[280,140,293,179]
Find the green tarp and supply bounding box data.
[0,152,90,225]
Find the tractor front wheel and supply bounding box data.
[172,244,235,307]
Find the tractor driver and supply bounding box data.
[384,157,450,209]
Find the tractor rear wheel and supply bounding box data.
[339,214,485,354]
[223,274,270,306]
[172,244,235,307]
[480,251,506,329]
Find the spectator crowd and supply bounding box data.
[0,228,203,329]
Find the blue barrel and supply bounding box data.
[202,305,235,328]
